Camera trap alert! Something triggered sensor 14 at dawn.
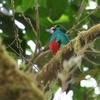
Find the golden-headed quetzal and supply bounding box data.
[49,24,71,94]
[49,24,70,55]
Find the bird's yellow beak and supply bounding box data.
[50,27,55,30]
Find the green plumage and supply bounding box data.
[49,24,71,94]
[50,30,70,48]
[49,24,70,48]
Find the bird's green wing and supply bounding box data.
[56,30,70,48]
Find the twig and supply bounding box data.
[22,14,38,71]
[77,6,100,27]
[8,45,39,71]
[34,50,50,63]
[23,0,43,71]
[67,0,86,34]
[11,0,39,71]
[23,49,50,71]
[67,6,100,35]
[23,31,49,71]
[74,0,86,23]
[84,56,100,66]
[85,50,100,54]
[35,0,40,40]
[6,39,16,49]
[11,0,15,20]
[35,0,42,51]
[22,14,37,37]
[11,0,24,61]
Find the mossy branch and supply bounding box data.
[36,23,100,85]
[0,38,45,100]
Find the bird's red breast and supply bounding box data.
[49,38,60,55]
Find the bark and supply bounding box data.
[0,38,45,100]
[36,23,100,85]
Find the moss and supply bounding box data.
[36,24,100,93]
[0,38,45,100]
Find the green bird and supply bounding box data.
[49,24,71,94]
[49,24,70,55]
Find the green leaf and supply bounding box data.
[46,0,68,21]
[40,17,52,27]
[89,15,100,25]
[0,14,15,38]
[54,14,69,23]
[14,0,21,8]
[39,7,48,17]
[15,0,34,13]
[21,0,34,12]
[38,0,47,8]
[40,27,51,46]
[97,0,100,5]
[75,69,100,83]
[15,5,23,12]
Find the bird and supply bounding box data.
[49,24,70,55]
[49,24,71,94]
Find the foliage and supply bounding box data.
[0,0,100,100]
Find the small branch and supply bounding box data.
[11,0,15,20]
[35,0,40,38]
[22,14,39,71]
[35,0,42,51]
[11,0,24,61]
[33,0,40,70]
[67,6,100,34]
[7,45,39,71]
[23,49,50,71]
[85,50,100,54]
[22,14,37,37]
[34,50,50,63]
[67,0,86,34]
[36,23,100,85]
[84,56,100,66]
[23,0,43,71]
[6,39,16,49]
[74,0,86,23]
[77,6,100,27]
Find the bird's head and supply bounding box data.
[50,24,66,33]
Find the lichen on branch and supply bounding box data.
[36,23,100,86]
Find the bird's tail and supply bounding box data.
[61,74,72,94]
[65,76,72,94]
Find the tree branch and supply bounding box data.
[36,23,100,85]
[67,0,86,34]
[23,0,42,71]
[0,38,45,100]
[67,6,100,34]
